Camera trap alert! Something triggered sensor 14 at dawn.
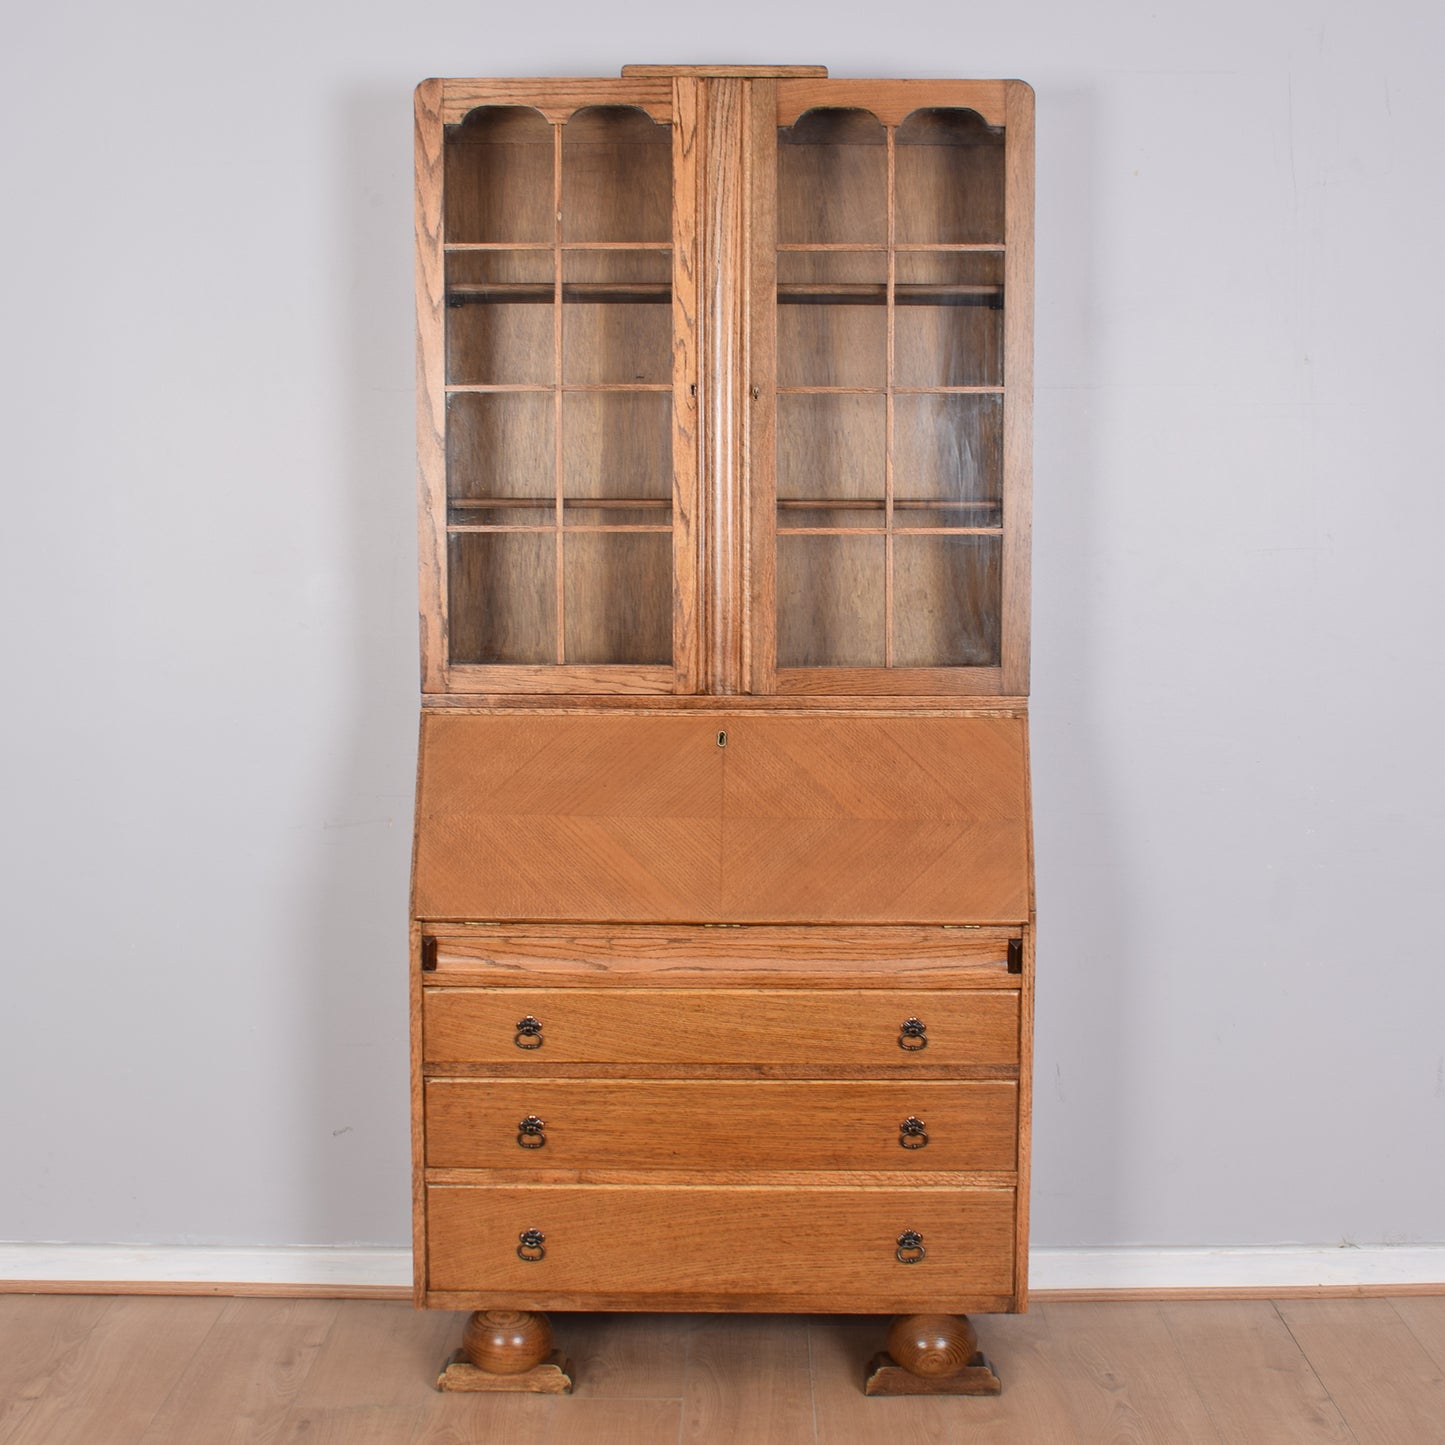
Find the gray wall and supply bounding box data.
[2,0,1441,1252]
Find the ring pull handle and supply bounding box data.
[898,1116,929,1149]
[516,1229,547,1262]
[514,1015,543,1050]
[896,1230,926,1265]
[516,1115,546,1149]
[898,1017,928,1051]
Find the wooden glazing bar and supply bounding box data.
[775,527,1004,537]
[672,76,703,694]
[446,525,673,535]
[885,123,896,668]
[552,119,566,665]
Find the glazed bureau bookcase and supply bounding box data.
[411,63,1035,1395]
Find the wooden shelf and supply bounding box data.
[451,498,672,511]
[776,499,1001,513]
[447,282,672,305]
[778,283,1002,307]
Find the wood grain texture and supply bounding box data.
[136,1298,337,1444]
[776,79,1008,129]
[1163,1300,1355,1442]
[440,78,672,126]
[426,1182,1016,1301]
[423,987,1019,1067]
[415,80,447,693]
[682,1315,814,1444]
[413,712,1030,923]
[1001,80,1035,697]
[1276,1298,1445,1443]
[0,1295,110,1441]
[701,78,748,694]
[423,922,1020,986]
[2,1297,226,1445]
[425,1078,1018,1170]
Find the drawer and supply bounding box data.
[423,988,1019,1067]
[425,1079,1018,1171]
[426,1183,1015,1301]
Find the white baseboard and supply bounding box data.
[2,1242,1442,1295]
[1029,1244,1445,1294]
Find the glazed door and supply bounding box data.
[416,80,701,694]
[748,80,1034,697]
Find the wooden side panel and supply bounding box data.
[415,81,447,693]
[425,1078,1018,1171]
[423,987,1020,1067]
[413,713,724,921]
[426,1183,1016,1300]
[1002,80,1035,697]
[721,715,1030,923]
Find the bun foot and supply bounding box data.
[436,1310,573,1393]
[865,1314,1001,1396]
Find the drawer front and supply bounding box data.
[427,1183,1015,1298]
[426,1079,1018,1171]
[423,988,1019,1067]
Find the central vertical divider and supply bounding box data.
[701,78,748,695]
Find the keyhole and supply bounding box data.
[717,731,727,747]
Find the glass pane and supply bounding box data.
[893,393,1003,527]
[447,393,554,518]
[448,532,556,665]
[777,535,885,667]
[777,109,887,245]
[445,251,553,385]
[445,106,554,244]
[563,250,671,385]
[563,391,671,503]
[893,535,1001,667]
[777,251,887,389]
[562,106,671,244]
[564,532,672,664]
[895,109,1004,245]
[894,252,1003,389]
[777,393,884,528]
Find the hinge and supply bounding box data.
[421,936,438,972]
[1007,937,1023,974]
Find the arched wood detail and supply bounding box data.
[777,80,1007,130]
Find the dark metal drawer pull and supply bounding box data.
[516,1229,546,1262]
[517,1116,546,1148]
[514,1016,543,1050]
[898,1017,928,1051]
[899,1116,929,1149]
[896,1230,926,1264]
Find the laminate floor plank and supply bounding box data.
[0,1295,111,1443]
[681,1314,815,1445]
[290,1299,459,1409]
[1395,1297,1445,1370]
[1039,1301,1222,1443]
[136,1298,339,1445]
[1162,1300,1357,1443]
[563,1310,691,1398]
[808,1311,1076,1443]
[1277,1298,1445,1444]
[541,1398,682,1445]
[2,1296,227,1445]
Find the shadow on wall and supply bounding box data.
[1027,82,1139,1251]
[293,82,419,1251]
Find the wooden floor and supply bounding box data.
[1,1296,1443,1443]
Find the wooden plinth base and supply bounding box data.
[437,1349,574,1394]
[865,1350,1002,1396]
[865,1313,1001,1396]
[436,1309,572,1393]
